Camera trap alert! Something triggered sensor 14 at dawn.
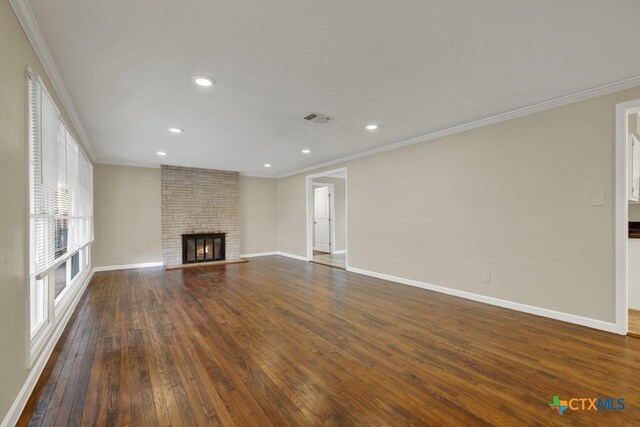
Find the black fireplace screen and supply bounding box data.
[182,233,225,264]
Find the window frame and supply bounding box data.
[26,69,94,366]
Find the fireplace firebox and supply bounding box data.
[182,233,225,264]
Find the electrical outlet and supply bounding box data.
[482,272,491,284]
[112,252,118,259]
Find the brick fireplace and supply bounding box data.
[161,165,240,267]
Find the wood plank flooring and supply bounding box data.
[18,256,640,426]
[311,252,346,269]
[628,309,640,338]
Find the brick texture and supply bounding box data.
[161,165,240,267]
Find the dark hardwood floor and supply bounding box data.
[18,256,640,426]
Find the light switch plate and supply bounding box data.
[592,192,604,206]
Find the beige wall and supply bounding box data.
[313,177,346,252]
[0,0,90,420]
[240,176,278,254]
[92,168,277,266]
[93,164,162,267]
[277,87,640,323]
[278,174,311,256]
[277,166,347,256]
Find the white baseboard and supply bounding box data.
[347,266,621,334]
[240,252,278,258]
[276,252,310,262]
[333,250,346,254]
[1,267,95,427]
[93,261,163,272]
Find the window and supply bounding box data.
[29,277,47,338]
[54,262,67,300]
[28,70,93,344]
[71,252,80,281]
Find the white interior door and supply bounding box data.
[314,186,331,252]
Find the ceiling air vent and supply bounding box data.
[302,112,334,124]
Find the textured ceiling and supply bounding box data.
[29,0,640,176]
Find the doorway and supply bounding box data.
[616,99,640,336]
[623,104,640,337]
[306,168,347,269]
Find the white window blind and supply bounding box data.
[28,73,94,277]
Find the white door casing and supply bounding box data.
[314,186,331,252]
[630,134,640,201]
[616,100,640,335]
[306,167,347,266]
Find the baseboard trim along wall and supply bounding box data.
[346,266,620,335]
[92,261,164,272]
[240,252,278,258]
[333,250,346,254]
[1,268,95,427]
[276,252,310,262]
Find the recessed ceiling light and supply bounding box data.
[168,127,183,134]
[157,151,167,156]
[192,75,215,87]
[366,124,378,130]
[301,149,311,154]
[264,163,272,168]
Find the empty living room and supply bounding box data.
[3,0,640,425]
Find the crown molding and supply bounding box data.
[239,172,277,179]
[278,75,640,178]
[94,160,161,169]
[10,0,96,161]
[95,160,281,178]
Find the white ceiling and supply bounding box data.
[28,0,640,176]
